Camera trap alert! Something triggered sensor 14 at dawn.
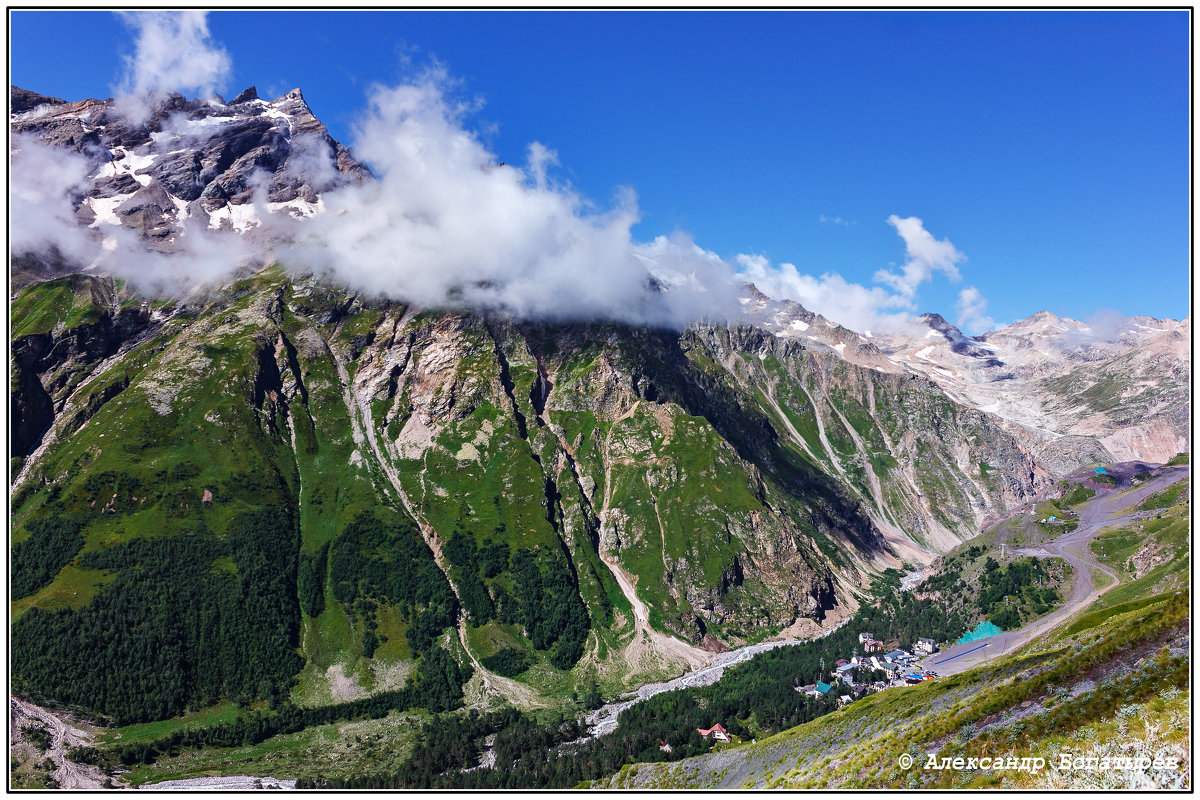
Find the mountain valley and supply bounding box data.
[8,83,1191,790]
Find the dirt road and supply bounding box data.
[920,465,1188,676]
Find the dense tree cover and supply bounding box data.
[108,644,473,767]
[917,552,1062,632]
[329,511,457,656]
[506,548,589,669]
[444,532,496,624]
[979,558,1060,629]
[442,529,589,670]
[862,571,974,647]
[479,647,531,678]
[297,542,328,618]
[412,646,474,713]
[302,557,1070,790]
[12,509,302,724]
[80,527,1066,787]
[1061,483,1096,506]
[90,545,1073,787]
[11,512,84,599]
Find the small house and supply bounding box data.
[697,723,731,743]
[814,682,833,696]
[863,639,886,653]
[858,632,875,644]
[915,637,937,655]
[834,658,850,668]
[838,694,852,707]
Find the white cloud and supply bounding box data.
[956,285,996,335]
[282,71,740,327]
[734,216,976,334]
[873,215,964,301]
[819,214,854,226]
[114,11,232,121]
[9,134,101,265]
[734,254,915,333]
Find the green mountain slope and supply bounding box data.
[10,269,1051,723]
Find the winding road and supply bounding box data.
[918,464,1188,676]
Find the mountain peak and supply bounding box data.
[229,85,259,104]
[1024,310,1065,324]
[10,85,67,114]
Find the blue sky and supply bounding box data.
[10,9,1191,329]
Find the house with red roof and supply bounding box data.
[697,723,731,743]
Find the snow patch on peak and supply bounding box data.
[208,203,262,232]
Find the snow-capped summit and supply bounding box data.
[10,84,369,248]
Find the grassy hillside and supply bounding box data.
[590,478,1191,790]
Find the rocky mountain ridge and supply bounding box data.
[749,290,1189,475]
[11,84,367,260]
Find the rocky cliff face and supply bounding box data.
[11,84,368,255]
[751,292,1189,476]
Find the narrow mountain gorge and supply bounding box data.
[8,84,1187,731]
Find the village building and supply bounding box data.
[697,723,731,743]
[858,632,874,644]
[915,637,937,655]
